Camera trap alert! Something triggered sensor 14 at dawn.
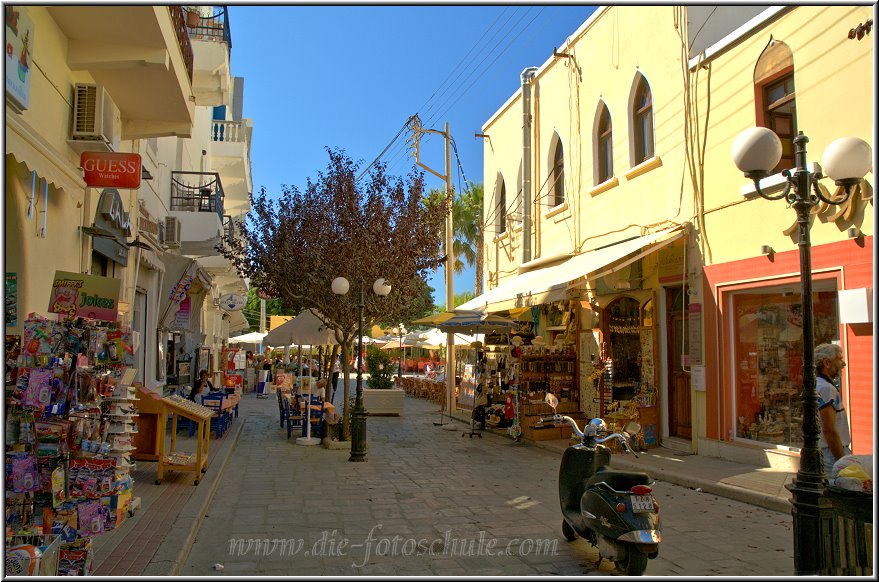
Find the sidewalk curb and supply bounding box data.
[142,417,246,576]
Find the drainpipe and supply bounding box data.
[521,67,538,264]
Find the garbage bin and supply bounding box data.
[822,485,873,575]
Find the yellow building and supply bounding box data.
[5,6,253,393]
[469,6,873,464]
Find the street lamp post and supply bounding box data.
[732,128,871,574]
[394,324,407,385]
[331,276,391,462]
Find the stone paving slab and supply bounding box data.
[177,393,794,576]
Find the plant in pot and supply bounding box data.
[185,7,201,27]
[365,344,394,390]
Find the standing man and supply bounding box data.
[814,343,851,474]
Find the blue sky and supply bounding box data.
[228,5,596,307]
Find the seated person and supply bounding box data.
[189,369,215,401]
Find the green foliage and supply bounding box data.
[243,287,290,331]
[365,344,394,389]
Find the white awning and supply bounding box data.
[460,226,685,312]
[227,310,250,336]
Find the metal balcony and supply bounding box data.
[188,6,233,106]
[170,172,225,221]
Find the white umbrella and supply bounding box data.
[228,331,267,344]
[264,310,338,347]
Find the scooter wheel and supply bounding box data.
[615,544,648,576]
[561,519,577,541]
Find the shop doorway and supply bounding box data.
[666,287,691,439]
[133,289,146,383]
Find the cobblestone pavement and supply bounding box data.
[181,394,795,576]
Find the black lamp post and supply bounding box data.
[394,324,407,385]
[732,128,871,574]
[331,276,391,462]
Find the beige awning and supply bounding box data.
[460,226,686,313]
[6,115,86,204]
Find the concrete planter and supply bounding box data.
[362,387,405,416]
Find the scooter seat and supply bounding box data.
[585,468,651,492]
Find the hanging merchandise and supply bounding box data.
[4,313,142,575]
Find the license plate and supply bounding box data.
[630,495,655,513]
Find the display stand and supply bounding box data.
[256,369,270,398]
[132,387,213,485]
[296,377,321,445]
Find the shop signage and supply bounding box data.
[138,203,159,240]
[80,152,142,189]
[48,270,121,322]
[168,270,193,306]
[219,293,246,312]
[172,296,191,329]
[657,245,685,284]
[5,6,34,112]
[687,303,703,367]
[92,188,131,266]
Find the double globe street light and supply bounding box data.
[331,276,391,462]
[732,127,871,575]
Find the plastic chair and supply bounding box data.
[201,395,227,438]
[283,394,304,439]
[307,394,325,439]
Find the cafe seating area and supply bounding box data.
[399,376,455,405]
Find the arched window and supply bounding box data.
[754,38,796,173]
[633,77,654,164]
[497,178,506,234]
[597,105,613,184]
[552,138,565,207]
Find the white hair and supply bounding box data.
[814,343,842,368]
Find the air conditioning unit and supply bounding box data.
[163,216,181,248]
[68,83,120,153]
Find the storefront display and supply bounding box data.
[4,313,140,575]
[732,285,839,448]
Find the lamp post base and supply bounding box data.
[787,478,835,574]
[348,405,368,462]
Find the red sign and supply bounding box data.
[80,152,142,189]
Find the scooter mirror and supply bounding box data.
[623,421,641,436]
[544,392,558,411]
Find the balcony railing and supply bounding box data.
[170,172,225,222]
[211,119,248,144]
[186,6,232,57]
[168,6,194,84]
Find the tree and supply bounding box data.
[221,148,448,438]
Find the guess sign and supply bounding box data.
[81,151,142,189]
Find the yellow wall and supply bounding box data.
[695,5,874,265]
[483,6,695,290]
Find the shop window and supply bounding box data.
[595,104,613,184]
[632,76,654,165]
[551,137,565,207]
[731,282,839,449]
[753,39,796,173]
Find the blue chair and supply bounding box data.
[283,394,304,439]
[306,394,325,439]
[201,395,228,438]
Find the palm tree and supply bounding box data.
[427,181,485,296]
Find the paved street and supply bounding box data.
[182,394,794,576]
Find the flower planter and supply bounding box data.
[185,9,201,27]
[362,387,404,416]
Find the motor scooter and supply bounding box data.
[542,393,661,575]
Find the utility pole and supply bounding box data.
[413,118,456,414]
